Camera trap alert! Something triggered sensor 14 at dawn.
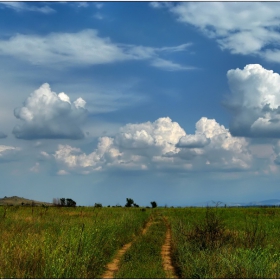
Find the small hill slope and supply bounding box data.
[0,196,52,206]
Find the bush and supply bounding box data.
[185,207,231,250]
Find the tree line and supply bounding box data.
[52,197,157,208]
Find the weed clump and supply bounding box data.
[185,207,232,250]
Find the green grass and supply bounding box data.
[115,212,167,279]
[0,206,150,278]
[165,207,280,278]
[2,206,280,278]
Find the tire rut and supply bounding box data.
[161,218,179,279]
[101,218,154,279]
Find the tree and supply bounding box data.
[125,198,134,207]
[66,198,76,207]
[60,198,66,206]
[94,203,102,208]
[151,201,157,208]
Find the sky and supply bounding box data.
[2,2,280,206]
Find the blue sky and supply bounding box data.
[2,2,280,206]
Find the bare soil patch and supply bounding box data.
[161,218,179,279]
[101,242,133,279]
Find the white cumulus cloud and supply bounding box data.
[54,117,186,173]
[0,145,21,162]
[53,117,252,174]
[174,117,252,171]
[115,117,186,154]
[226,64,280,138]
[13,83,88,140]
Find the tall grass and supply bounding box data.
[0,206,150,278]
[2,206,280,278]
[166,207,280,278]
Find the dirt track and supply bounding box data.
[101,219,153,279]
[101,241,133,279]
[101,216,179,279]
[161,224,178,279]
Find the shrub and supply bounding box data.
[185,207,231,250]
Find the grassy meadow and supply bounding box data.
[0,206,150,278]
[165,207,280,278]
[1,205,280,278]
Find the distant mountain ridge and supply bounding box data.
[0,196,52,206]
[192,199,280,207]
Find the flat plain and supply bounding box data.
[1,205,280,278]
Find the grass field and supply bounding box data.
[165,207,280,278]
[1,205,280,278]
[0,206,150,278]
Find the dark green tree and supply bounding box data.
[125,198,134,207]
[151,201,157,208]
[66,198,76,207]
[60,198,66,206]
[94,203,102,208]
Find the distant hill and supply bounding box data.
[192,199,280,207]
[0,196,53,206]
[246,199,280,206]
